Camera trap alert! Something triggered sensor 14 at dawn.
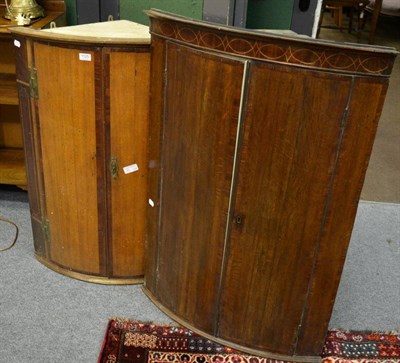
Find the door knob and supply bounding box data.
[299,0,310,11]
[110,156,119,180]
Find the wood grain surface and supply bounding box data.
[145,36,165,292]
[144,10,396,360]
[154,43,245,334]
[34,43,100,274]
[14,28,151,282]
[295,77,389,355]
[108,49,150,278]
[218,61,353,354]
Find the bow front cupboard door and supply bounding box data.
[143,10,397,362]
[11,21,150,284]
[148,42,247,334]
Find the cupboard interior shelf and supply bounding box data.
[0,148,26,186]
[0,76,18,105]
[0,1,66,189]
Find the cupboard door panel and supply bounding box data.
[218,62,353,354]
[108,50,150,278]
[155,42,245,333]
[17,83,46,256]
[145,36,166,292]
[295,77,389,355]
[34,44,100,274]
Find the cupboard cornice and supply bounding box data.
[147,9,397,76]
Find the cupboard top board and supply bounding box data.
[10,20,150,45]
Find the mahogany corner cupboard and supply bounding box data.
[10,20,150,284]
[143,10,398,362]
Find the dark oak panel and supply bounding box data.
[144,10,397,361]
[16,83,44,254]
[155,43,245,333]
[295,77,389,355]
[218,62,353,354]
[145,36,166,292]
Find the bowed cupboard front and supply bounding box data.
[143,10,397,362]
[11,20,150,284]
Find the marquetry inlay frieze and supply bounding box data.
[149,17,395,76]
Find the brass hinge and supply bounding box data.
[43,219,51,243]
[29,67,38,99]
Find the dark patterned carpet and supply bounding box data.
[98,319,400,363]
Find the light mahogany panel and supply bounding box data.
[34,43,100,274]
[108,49,150,278]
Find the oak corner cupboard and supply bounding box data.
[10,20,151,284]
[143,9,397,362]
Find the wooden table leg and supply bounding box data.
[369,0,382,44]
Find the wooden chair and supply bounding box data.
[318,0,370,41]
[366,0,400,44]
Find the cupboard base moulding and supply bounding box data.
[142,287,321,363]
[36,254,144,285]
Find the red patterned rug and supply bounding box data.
[98,319,400,363]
